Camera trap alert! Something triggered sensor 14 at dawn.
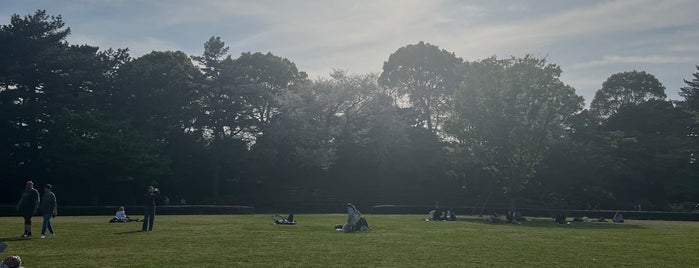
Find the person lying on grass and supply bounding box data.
[273,214,296,225]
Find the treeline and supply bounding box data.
[1,10,698,211]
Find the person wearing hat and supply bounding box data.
[16,180,39,238]
[39,184,57,239]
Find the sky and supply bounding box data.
[2,0,698,106]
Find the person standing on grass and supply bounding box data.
[16,180,39,238]
[40,184,57,239]
[142,186,160,231]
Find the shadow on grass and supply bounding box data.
[455,217,646,229]
[114,230,146,235]
[0,236,33,242]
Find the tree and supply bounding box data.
[379,41,465,132]
[114,50,202,139]
[41,109,171,204]
[191,37,292,201]
[601,100,692,209]
[250,71,448,204]
[590,70,666,118]
[229,52,307,139]
[675,66,699,204]
[0,10,130,202]
[0,10,73,183]
[679,66,699,112]
[446,56,583,201]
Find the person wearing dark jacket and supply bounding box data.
[142,186,160,231]
[17,181,39,238]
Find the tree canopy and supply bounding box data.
[1,10,698,212]
[446,56,583,196]
[590,70,666,118]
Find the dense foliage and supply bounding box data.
[1,11,697,211]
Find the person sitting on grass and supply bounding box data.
[613,212,624,223]
[554,213,566,224]
[427,208,437,221]
[110,206,139,223]
[427,208,444,221]
[446,209,457,221]
[339,203,371,232]
[486,213,503,224]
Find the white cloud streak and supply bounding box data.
[572,55,699,69]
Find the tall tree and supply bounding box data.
[0,10,129,202]
[41,109,171,204]
[229,52,307,140]
[191,37,241,200]
[379,41,465,132]
[191,37,295,200]
[0,10,72,183]
[601,100,692,209]
[114,50,202,139]
[446,56,583,202]
[679,65,699,112]
[672,66,699,204]
[590,70,666,118]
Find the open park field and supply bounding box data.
[1,214,698,267]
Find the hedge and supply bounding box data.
[0,205,254,217]
[369,205,699,221]
[1,204,697,221]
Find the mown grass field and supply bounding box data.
[1,214,698,267]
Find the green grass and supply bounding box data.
[1,214,698,267]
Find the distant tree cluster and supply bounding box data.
[1,10,697,211]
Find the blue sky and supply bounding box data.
[2,0,698,105]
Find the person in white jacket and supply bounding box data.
[341,203,370,232]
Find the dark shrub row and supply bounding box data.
[369,205,699,221]
[0,205,254,216]
[1,204,697,221]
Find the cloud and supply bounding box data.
[122,36,180,56]
[194,0,453,77]
[571,55,699,69]
[436,0,699,58]
[670,44,699,52]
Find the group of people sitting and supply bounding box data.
[486,210,524,224]
[426,208,457,221]
[271,203,371,232]
[566,212,625,224]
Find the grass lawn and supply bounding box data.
[1,214,698,267]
